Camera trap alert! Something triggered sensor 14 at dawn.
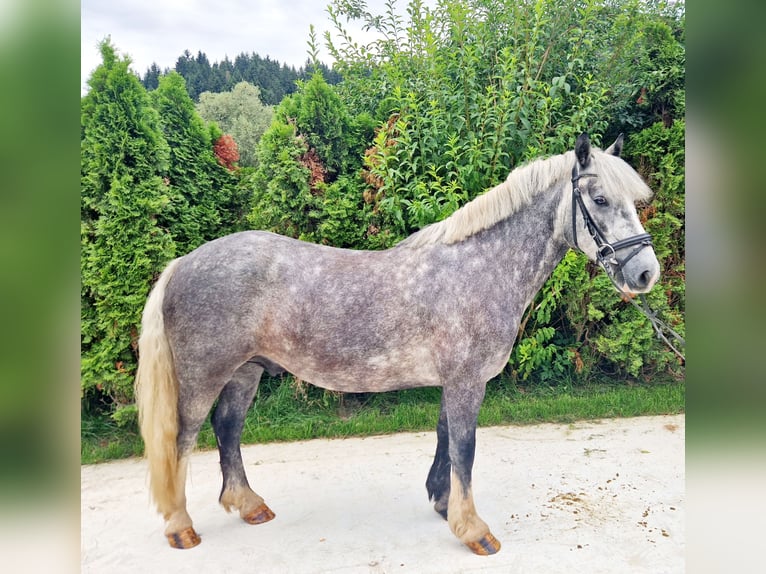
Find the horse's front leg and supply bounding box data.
[426,394,451,519]
[443,381,501,555]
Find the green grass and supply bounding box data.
[81,412,144,463]
[81,377,685,464]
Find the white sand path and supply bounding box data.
[81,414,684,573]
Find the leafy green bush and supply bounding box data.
[332,0,646,242]
[151,72,243,253]
[248,73,373,246]
[316,176,370,247]
[247,121,315,239]
[608,7,685,135]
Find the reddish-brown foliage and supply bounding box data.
[300,145,326,193]
[214,134,240,171]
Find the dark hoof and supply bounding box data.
[244,503,275,525]
[167,527,201,549]
[466,532,501,555]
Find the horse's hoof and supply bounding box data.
[466,532,501,555]
[167,526,201,549]
[243,503,275,525]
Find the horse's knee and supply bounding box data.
[212,374,261,446]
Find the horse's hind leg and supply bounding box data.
[211,361,275,525]
[164,373,229,548]
[426,393,451,519]
[443,380,501,555]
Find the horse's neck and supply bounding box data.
[470,182,569,309]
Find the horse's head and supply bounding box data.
[567,133,660,294]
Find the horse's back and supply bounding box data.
[159,231,436,390]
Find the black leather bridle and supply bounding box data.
[570,163,685,361]
[570,164,653,279]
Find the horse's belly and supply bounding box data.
[276,345,441,393]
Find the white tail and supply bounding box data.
[135,258,182,518]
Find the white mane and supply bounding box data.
[400,148,652,248]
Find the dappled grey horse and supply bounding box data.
[135,133,659,554]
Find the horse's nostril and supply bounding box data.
[639,269,653,288]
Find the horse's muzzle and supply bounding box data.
[618,251,660,294]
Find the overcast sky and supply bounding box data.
[81,0,418,93]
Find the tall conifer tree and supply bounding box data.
[81,41,175,414]
[150,71,237,252]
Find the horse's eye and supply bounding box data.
[593,196,608,206]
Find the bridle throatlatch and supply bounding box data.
[570,164,685,362]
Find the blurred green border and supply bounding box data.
[687,1,766,572]
[2,0,766,570]
[0,1,81,572]
[686,0,766,447]
[0,2,80,475]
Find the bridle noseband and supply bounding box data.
[570,164,653,279]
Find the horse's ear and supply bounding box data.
[605,133,624,157]
[575,133,591,168]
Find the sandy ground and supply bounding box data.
[81,414,684,573]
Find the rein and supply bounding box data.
[570,164,685,362]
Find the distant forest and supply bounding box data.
[141,50,342,104]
